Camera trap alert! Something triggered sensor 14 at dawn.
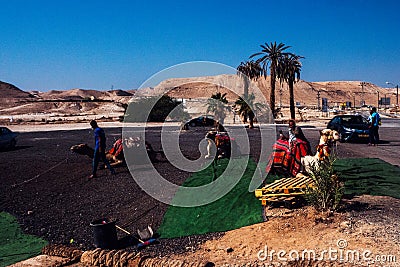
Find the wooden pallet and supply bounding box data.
[255,175,314,206]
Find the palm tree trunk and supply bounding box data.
[289,79,295,119]
[270,66,276,118]
[248,112,255,129]
[242,113,248,123]
[249,117,254,129]
[243,77,249,97]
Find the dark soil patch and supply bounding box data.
[0,125,356,258]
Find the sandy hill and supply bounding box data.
[136,74,263,102]
[0,81,33,98]
[0,81,34,109]
[0,77,396,123]
[135,75,394,108]
[293,80,387,107]
[40,88,107,100]
[37,88,134,100]
[0,85,134,119]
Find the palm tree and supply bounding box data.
[236,60,263,97]
[277,54,303,119]
[206,92,229,124]
[234,93,265,129]
[250,42,290,118]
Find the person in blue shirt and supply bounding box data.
[89,120,115,179]
[368,107,380,146]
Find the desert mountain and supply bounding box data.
[0,76,397,122]
[135,74,395,108]
[0,81,33,98]
[36,88,134,101]
[0,82,134,118]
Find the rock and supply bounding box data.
[339,221,351,229]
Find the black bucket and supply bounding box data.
[90,218,118,249]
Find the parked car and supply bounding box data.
[184,115,217,129]
[326,114,370,142]
[0,127,18,149]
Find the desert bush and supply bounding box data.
[304,154,344,211]
[123,95,190,122]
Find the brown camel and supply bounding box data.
[70,138,164,167]
[70,143,124,167]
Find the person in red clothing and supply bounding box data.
[266,119,312,177]
[279,119,312,155]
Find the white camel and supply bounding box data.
[299,129,339,176]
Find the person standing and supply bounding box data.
[89,120,115,179]
[368,107,380,146]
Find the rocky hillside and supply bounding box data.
[0,81,33,99]
[136,75,394,108]
[0,81,134,118]
[0,81,34,109]
[0,76,396,123]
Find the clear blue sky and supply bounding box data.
[1,0,399,91]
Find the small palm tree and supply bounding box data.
[234,93,265,129]
[277,54,303,120]
[250,42,290,118]
[236,60,263,97]
[206,92,229,125]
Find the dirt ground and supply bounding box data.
[1,123,399,266]
[166,195,400,266]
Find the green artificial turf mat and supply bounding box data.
[0,212,47,267]
[157,158,263,238]
[334,158,400,198]
[264,157,400,199]
[158,157,400,239]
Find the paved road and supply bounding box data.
[299,118,400,167]
[7,118,400,168]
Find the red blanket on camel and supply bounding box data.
[265,138,310,177]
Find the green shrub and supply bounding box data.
[124,95,190,122]
[304,155,344,211]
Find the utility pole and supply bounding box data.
[377,91,380,110]
[360,82,367,106]
[386,81,399,107]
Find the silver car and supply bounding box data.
[0,127,18,149]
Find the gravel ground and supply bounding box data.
[1,122,398,263]
[1,125,257,254]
